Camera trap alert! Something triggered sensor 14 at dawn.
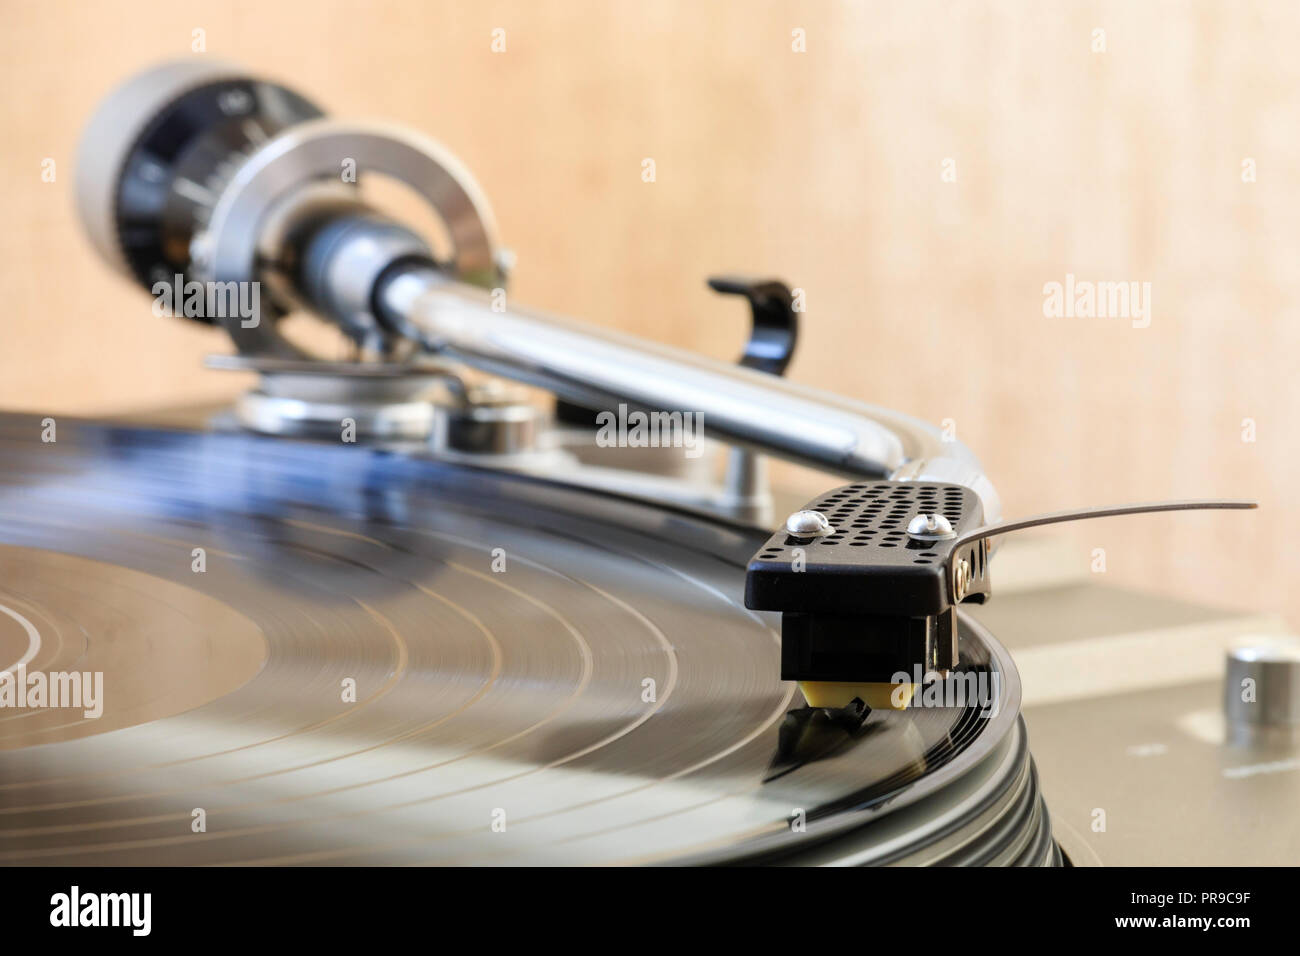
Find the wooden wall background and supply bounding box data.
[1,0,1295,628]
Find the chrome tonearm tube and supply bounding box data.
[373,265,991,497]
[74,59,1001,521]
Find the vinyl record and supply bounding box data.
[0,415,1056,865]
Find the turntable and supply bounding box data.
[0,61,1284,868]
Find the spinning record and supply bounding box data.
[0,415,1056,865]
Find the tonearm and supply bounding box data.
[76,61,1254,698]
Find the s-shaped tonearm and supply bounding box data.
[76,61,1254,698]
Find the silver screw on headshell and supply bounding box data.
[907,513,956,541]
[785,509,834,538]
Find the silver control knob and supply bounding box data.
[1224,636,1300,746]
